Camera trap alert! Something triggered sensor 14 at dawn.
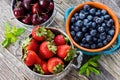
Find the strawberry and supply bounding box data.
[54,35,66,46]
[33,61,50,75]
[22,37,39,53]
[39,41,57,59]
[57,45,76,61]
[32,26,47,41]
[23,50,42,66]
[47,57,64,73]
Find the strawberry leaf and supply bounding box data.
[53,63,64,74]
[22,37,32,48]
[46,30,55,41]
[48,42,57,54]
[33,64,44,75]
[36,27,47,37]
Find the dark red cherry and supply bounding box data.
[22,14,32,24]
[48,2,54,11]
[15,1,23,8]
[39,0,50,9]
[42,14,49,22]
[32,3,43,14]
[13,7,25,19]
[31,14,41,25]
[23,0,32,10]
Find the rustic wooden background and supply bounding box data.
[0,0,120,80]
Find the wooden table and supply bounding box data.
[0,0,120,80]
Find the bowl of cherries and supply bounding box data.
[11,0,56,30]
[66,2,119,53]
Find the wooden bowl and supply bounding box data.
[66,2,119,52]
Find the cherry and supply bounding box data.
[15,1,23,8]
[13,7,25,18]
[32,14,41,25]
[42,14,49,22]
[39,0,50,9]
[23,0,32,10]
[48,2,54,11]
[32,3,43,14]
[22,14,32,24]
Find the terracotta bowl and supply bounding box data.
[66,2,119,52]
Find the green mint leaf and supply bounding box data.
[88,66,100,75]
[5,22,10,33]
[15,28,25,36]
[2,38,11,48]
[79,63,88,75]
[89,55,101,62]
[89,61,98,67]
[86,68,90,77]
[11,26,17,34]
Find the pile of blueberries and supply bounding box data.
[70,4,115,49]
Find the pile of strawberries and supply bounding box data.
[22,26,76,75]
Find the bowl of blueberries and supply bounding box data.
[11,0,56,31]
[65,2,120,53]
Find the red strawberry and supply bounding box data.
[23,50,42,66]
[47,57,64,73]
[54,35,66,46]
[33,61,50,75]
[32,26,47,41]
[39,41,57,59]
[22,38,39,53]
[57,45,76,61]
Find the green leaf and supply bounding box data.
[46,30,55,41]
[79,63,88,75]
[5,33,17,42]
[89,55,101,62]
[15,28,25,36]
[86,68,90,77]
[89,61,98,67]
[2,38,11,48]
[5,22,10,33]
[88,66,100,75]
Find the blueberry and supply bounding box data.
[84,19,89,26]
[83,4,90,11]
[93,16,99,21]
[87,22,92,27]
[74,13,79,17]
[74,26,80,32]
[107,19,114,27]
[97,39,102,43]
[101,10,107,15]
[82,27,87,32]
[103,40,108,45]
[80,43,84,47]
[95,10,101,16]
[84,12,89,16]
[82,38,86,43]
[90,30,97,36]
[95,17,103,24]
[97,43,103,48]
[85,33,89,37]
[84,44,90,48]
[92,22,96,28]
[101,16,105,21]
[108,29,115,36]
[90,44,96,49]
[80,10,85,13]
[70,31,75,36]
[102,23,106,27]
[79,13,86,20]
[99,32,107,40]
[98,26,105,33]
[93,37,97,42]
[75,20,83,27]
[87,15,93,21]
[104,15,110,20]
[71,17,76,23]
[75,16,79,21]
[106,35,112,42]
[76,31,83,38]
[70,25,75,30]
[105,28,110,32]
[74,36,79,42]
[85,35,92,42]
[89,8,96,14]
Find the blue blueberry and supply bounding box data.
[85,35,92,42]
[80,43,84,47]
[90,30,97,36]
[71,17,76,23]
[75,16,79,21]
[101,10,107,15]
[107,19,114,27]
[85,33,89,37]
[74,26,80,32]
[102,23,106,27]
[75,20,83,27]
[95,17,103,24]
[74,36,79,42]
[70,31,75,36]
[79,13,86,20]
[70,25,75,30]
[93,37,97,42]
[80,10,85,13]
[99,32,106,40]
[101,16,105,21]
[97,39,102,43]
[84,44,90,48]
[74,13,79,17]
[76,31,83,38]
[93,16,99,21]
[87,22,92,27]
[89,8,96,14]
[87,15,93,21]
[82,27,87,32]
[95,10,101,16]
[83,4,90,11]
[83,19,89,26]
[90,44,96,49]
[98,26,105,33]
[103,40,108,45]
[104,15,110,20]
[106,35,112,42]
[92,22,96,28]
[97,43,103,48]
[105,28,110,32]
[82,38,86,43]
[108,29,115,36]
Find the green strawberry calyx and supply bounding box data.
[36,27,47,37]
[53,63,64,74]
[46,30,55,41]
[33,64,44,75]
[64,48,77,61]
[48,42,57,54]
[22,37,32,48]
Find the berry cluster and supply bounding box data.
[70,5,115,49]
